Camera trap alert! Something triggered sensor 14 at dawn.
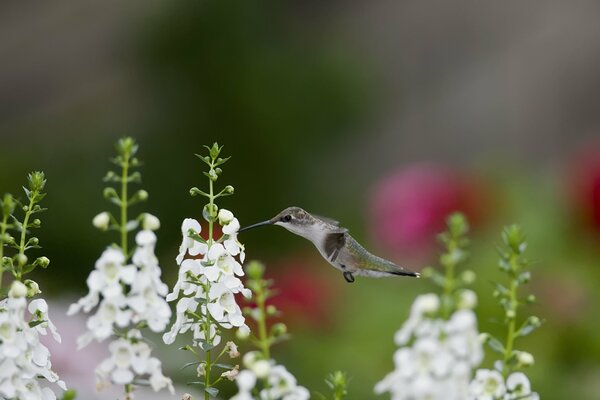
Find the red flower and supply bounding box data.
[369,164,482,259]
[256,257,339,328]
[568,141,600,233]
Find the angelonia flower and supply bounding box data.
[163,209,250,346]
[96,330,173,393]
[63,135,173,398]
[0,172,66,399]
[0,287,66,399]
[69,229,172,347]
[375,292,483,400]
[68,226,173,393]
[230,351,310,400]
[468,369,539,400]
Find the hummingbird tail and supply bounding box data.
[388,269,421,278]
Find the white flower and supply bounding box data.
[93,212,110,230]
[29,299,61,342]
[165,210,250,350]
[69,222,172,394]
[232,360,309,400]
[457,289,477,309]
[142,213,161,231]
[96,332,174,394]
[0,294,65,399]
[468,369,506,400]
[8,280,27,298]
[176,218,208,265]
[218,209,234,225]
[504,372,539,399]
[378,295,483,400]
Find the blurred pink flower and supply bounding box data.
[252,257,339,328]
[369,164,482,259]
[568,141,600,233]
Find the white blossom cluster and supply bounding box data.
[68,216,173,393]
[231,351,310,400]
[163,209,251,346]
[468,368,539,400]
[96,329,173,393]
[375,292,483,400]
[0,287,66,400]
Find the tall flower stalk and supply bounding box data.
[230,260,310,400]
[469,225,541,400]
[375,213,482,400]
[164,143,249,399]
[0,172,66,399]
[69,137,173,397]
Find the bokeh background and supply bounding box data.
[2,1,600,399]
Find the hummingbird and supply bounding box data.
[239,207,420,283]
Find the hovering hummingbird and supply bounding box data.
[239,207,420,283]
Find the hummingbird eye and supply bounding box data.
[282,215,292,222]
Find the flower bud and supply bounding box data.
[15,254,28,267]
[218,209,234,225]
[35,256,50,268]
[271,323,287,336]
[9,280,28,298]
[137,190,149,201]
[224,185,234,194]
[31,219,41,228]
[506,309,516,320]
[246,261,265,280]
[517,351,535,367]
[461,270,476,284]
[250,360,271,379]
[236,325,251,340]
[29,237,39,246]
[142,213,160,231]
[24,279,41,297]
[197,362,206,377]
[457,289,477,309]
[93,212,110,230]
[266,305,278,316]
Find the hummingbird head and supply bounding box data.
[239,207,314,234]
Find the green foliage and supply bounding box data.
[0,172,49,286]
[422,212,475,318]
[483,224,541,377]
[98,136,149,258]
[242,260,289,358]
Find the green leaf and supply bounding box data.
[487,337,505,354]
[180,361,202,370]
[213,363,234,369]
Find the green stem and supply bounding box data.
[0,213,8,289]
[502,256,519,378]
[120,151,130,258]
[256,284,270,359]
[442,241,457,319]
[16,196,36,279]
[204,166,215,400]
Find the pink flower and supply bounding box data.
[369,164,482,259]
[568,141,600,233]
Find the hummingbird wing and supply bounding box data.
[312,214,341,226]
[323,231,347,262]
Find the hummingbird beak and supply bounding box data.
[239,219,273,232]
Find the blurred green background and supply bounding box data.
[2,1,600,399]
